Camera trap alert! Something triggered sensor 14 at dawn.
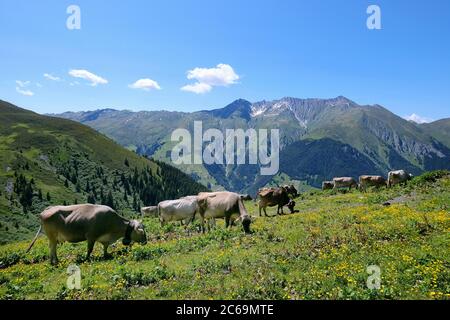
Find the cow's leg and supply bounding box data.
[189,212,196,225]
[277,205,283,215]
[102,243,110,259]
[200,216,206,233]
[208,218,216,231]
[225,215,231,229]
[48,238,58,265]
[263,207,268,217]
[86,240,95,261]
[259,204,262,217]
[207,218,213,232]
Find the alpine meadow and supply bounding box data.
[1,0,450,305]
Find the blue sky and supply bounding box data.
[0,0,449,121]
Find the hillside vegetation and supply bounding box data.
[1,172,448,300]
[0,101,208,244]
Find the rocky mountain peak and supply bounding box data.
[207,99,252,120]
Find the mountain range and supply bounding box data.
[55,96,450,194]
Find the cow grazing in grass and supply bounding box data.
[333,177,358,190]
[197,191,252,234]
[158,196,199,227]
[359,175,387,191]
[257,186,295,216]
[27,204,147,265]
[322,181,334,191]
[387,170,413,187]
[141,206,158,217]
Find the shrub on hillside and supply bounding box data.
[412,170,449,185]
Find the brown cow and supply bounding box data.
[333,177,358,190]
[359,175,387,191]
[387,170,413,187]
[197,191,251,234]
[322,181,334,190]
[141,206,158,217]
[27,204,147,265]
[258,187,295,216]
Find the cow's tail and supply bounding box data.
[26,225,42,253]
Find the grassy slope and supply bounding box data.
[0,101,207,243]
[0,173,448,300]
[421,118,450,149]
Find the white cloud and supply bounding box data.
[69,81,80,86]
[129,78,161,91]
[68,69,108,86]
[43,73,61,81]
[404,113,433,124]
[181,82,212,94]
[36,83,43,88]
[16,80,30,87]
[15,80,34,96]
[16,87,34,96]
[181,63,239,94]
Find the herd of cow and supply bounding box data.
[322,169,414,191]
[26,169,413,265]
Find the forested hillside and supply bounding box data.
[0,100,208,244]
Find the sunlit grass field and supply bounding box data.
[1,173,449,300]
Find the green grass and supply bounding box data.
[1,174,449,300]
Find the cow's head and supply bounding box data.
[288,185,298,197]
[287,200,296,213]
[241,216,252,234]
[123,220,147,246]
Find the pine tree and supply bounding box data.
[87,193,96,204]
[132,193,139,212]
[105,191,115,209]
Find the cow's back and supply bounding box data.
[159,198,198,222]
[41,204,120,242]
[198,192,240,218]
[333,177,357,187]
